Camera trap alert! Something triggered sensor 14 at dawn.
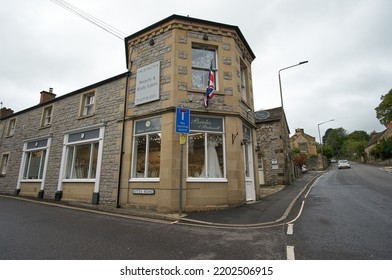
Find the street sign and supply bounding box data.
[175,107,190,134]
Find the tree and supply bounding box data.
[375,89,392,126]
[324,127,347,157]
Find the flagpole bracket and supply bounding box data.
[232,132,238,145]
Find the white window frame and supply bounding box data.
[191,46,218,91]
[240,61,248,102]
[130,117,162,182]
[41,105,53,127]
[56,125,105,197]
[16,138,51,193]
[1,153,9,176]
[7,118,16,136]
[186,115,227,182]
[81,92,95,116]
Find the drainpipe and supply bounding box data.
[116,71,131,208]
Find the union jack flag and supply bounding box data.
[204,63,214,108]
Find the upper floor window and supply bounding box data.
[192,46,217,90]
[7,118,16,136]
[299,142,308,153]
[1,153,9,176]
[41,105,53,127]
[81,92,95,117]
[240,61,248,102]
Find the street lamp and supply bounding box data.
[317,119,334,169]
[278,61,308,108]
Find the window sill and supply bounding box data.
[63,179,96,183]
[78,113,95,120]
[129,178,160,182]
[187,178,227,183]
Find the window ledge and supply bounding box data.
[187,178,227,183]
[129,178,160,182]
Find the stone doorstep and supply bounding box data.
[259,185,286,198]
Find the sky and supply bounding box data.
[0,0,391,140]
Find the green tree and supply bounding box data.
[375,89,392,126]
[324,127,347,157]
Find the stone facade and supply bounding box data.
[290,128,317,156]
[255,107,293,186]
[0,15,259,213]
[0,74,126,205]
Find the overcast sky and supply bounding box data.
[1,0,391,140]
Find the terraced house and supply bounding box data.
[0,15,258,213]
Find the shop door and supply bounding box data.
[244,142,256,201]
[258,154,265,185]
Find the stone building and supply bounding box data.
[290,128,317,156]
[255,107,293,186]
[364,122,392,162]
[0,15,259,213]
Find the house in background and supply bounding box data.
[364,122,392,162]
[255,107,293,187]
[290,128,320,170]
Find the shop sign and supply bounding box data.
[190,116,223,132]
[131,188,155,195]
[135,61,160,105]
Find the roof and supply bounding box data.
[0,72,128,120]
[365,129,387,148]
[124,14,256,69]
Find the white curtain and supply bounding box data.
[200,139,222,178]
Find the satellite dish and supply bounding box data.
[255,110,270,120]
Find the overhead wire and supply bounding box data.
[50,0,127,40]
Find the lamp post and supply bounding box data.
[318,119,334,169]
[278,61,308,109]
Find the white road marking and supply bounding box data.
[287,223,294,235]
[287,246,295,260]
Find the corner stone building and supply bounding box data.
[0,15,259,213]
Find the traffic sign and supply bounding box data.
[175,107,190,134]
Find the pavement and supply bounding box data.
[181,170,322,227]
[1,171,323,228]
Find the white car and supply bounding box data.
[338,160,350,169]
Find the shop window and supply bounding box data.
[132,118,161,179]
[41,105,53,127]
[7,118,16,136]
[65,143,98,179]
[80,92,95,117]
[187,116,225,180]
[62,128,102,180]
[191,46,217,90]
[1,153,9,176]
[21,139,50,180]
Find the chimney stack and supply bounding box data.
[40,88,56,104]
[0,107,14,119]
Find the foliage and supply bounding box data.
[375,89,392,126]
[371,137,392,160]
[293,152,307,167]
[321,129,370,160]
[324,127,347,157]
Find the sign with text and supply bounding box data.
[135,61,160,105]
[175,107,190,134]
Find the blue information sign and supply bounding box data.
[175,107,190,134]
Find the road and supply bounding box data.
[0,196,285,260]
[287,162,392,259]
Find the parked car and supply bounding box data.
[338,160,350,169]
[331,158,337,163]
[301,165,307,173]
